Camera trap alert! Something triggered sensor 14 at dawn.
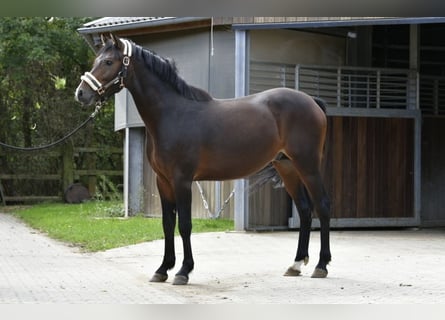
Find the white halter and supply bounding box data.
[80,39,132,96]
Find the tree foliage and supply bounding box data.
[0,17,119,146]
[0,17,122,199]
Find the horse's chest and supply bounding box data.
[146,142,191,178]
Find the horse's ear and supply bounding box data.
[100,34,107,46]
[110,33,120,48]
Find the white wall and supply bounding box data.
[250,29,345,66]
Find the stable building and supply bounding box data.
[78,17,445,230]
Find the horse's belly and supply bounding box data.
[194,143,279,181]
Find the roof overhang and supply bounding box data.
[78,16,445,51]
[78,17,212,51]
[232,17,445,30]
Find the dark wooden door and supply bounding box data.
[323,116,414,219]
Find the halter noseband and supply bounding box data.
[80,39,132,98]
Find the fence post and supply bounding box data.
[86,149,97,196]
[62,143,74,193]
[0,178,5,206]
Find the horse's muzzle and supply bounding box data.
[75,84,96,106]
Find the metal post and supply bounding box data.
[280,66,286,87]
[337,67,341,107]
[234,29,249,231]
[295,65,300,91]
[215,181,221,216]
[376,70,381,109]
[409,24,420,111]
[127,127,145,216]
[124,127,130,218]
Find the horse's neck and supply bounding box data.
[125,69,179,133]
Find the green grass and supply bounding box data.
[9,201,233,252]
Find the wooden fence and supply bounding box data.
[0,144,123,205]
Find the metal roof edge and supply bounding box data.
[78,17,210,34]
[232,17,445,30]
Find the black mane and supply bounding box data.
[134,44,213,102]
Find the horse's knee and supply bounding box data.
[178,219,192,238]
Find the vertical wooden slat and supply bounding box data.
[332,117,343,218]
[367,118,377,217]
[356,117,367,217]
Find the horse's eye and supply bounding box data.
[104,60,113,66]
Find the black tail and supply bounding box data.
[249,154,285,194]
[313,96,327,113]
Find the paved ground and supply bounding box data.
[1,212,445,304]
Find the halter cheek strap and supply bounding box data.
[80,39,133,97]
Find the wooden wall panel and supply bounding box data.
[248,115,415,229]
[324,116,414,219]
[421,118,445,224]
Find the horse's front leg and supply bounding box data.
[150,178,177,283]
[173,178,194,285]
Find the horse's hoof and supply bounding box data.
[311,268,328,278]
[284,267,301,277]
[173,275,189,285]
[150,273,168,282]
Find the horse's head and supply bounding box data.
[75,33,132,106]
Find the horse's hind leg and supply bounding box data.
[272,158,313,277]
[287,186,314,276]
[291,157,331,278]
[301,171,331,278]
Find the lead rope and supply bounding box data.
[0,102,103,152]
[195,181,235,219]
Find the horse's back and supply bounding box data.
[257,88,328,161]
[260,87,325,113]
[214,87,327,145]
[252,87,327,133]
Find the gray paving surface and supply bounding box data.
[1,212,445,303]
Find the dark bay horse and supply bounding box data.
[75,34,331,285]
